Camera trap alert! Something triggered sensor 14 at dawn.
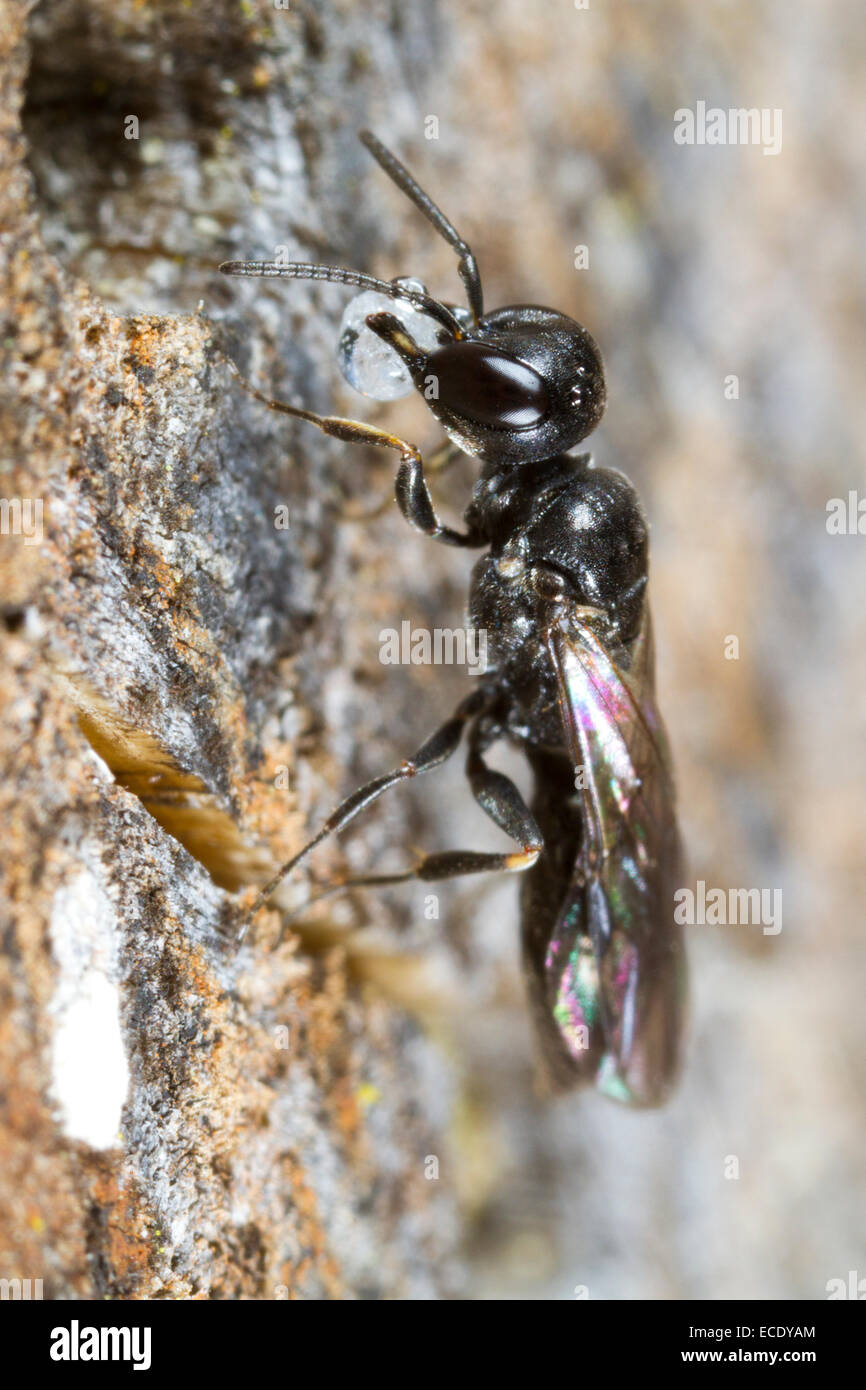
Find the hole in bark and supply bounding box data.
[21,0,265,310]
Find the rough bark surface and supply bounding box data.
[0,0,463,1301]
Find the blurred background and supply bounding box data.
[19,0,866,1297]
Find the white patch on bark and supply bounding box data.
[48,865,129,1149]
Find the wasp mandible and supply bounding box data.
[220,130,686,1107]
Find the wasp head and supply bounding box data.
[364,302,606,467]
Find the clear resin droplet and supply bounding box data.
[337,279,445,401]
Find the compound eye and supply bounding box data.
[426,342,550,430]
[530,566,568,602]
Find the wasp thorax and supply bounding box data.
[337,279,444,401]
[530,565,568,602]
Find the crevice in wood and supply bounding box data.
[58,671,274,891]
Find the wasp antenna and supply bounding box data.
[358,130,483,323]
[219,258,464,338]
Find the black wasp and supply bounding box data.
[221,130,686,1106]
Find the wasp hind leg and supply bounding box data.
[285,719,543,925]
[239,689,489,942]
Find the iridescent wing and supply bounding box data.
[539,606,686,1106]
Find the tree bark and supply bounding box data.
[0,0,463,1300]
